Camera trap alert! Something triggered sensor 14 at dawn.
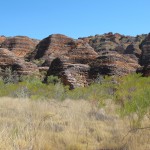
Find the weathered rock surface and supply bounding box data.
[80,32,146,59]
[30,34,73,60]
[138,34,150,76]
[0,48,39,76]
[29,34,98,66]
[1,36,39,58]
[140,34,150,65]
[0,32,149,88]
[137,65,150,77]
[89,50,140,78]
[0,36,6,46]
[46,58,90,89]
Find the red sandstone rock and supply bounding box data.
[89,50,140,78]
[46,58,90,89]
[30,34,98,65]
[80,33,146,58]
[0,33,149,87]
[0,48,39,76]
[1,36,39,58]
[0,36,6,45]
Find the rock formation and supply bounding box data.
[80,32,146,59]
[0,36,6,46]
[46,58,90,89]
[89,51,140,78]
[0,32,149,88]
[0,48,39,76]
[1,36,39,58]
[138,33,150,76]
[29,34,98,66]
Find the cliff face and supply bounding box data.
[0,32,149,88]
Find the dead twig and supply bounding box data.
[122,126,150,141]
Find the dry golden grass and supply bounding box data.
[0,97,149,150]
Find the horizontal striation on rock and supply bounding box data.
[80,32,146,59]
[29,34,98,66]
[1,36,39,58]
[89,50,140,78]
[0,48,39,76]
[0,32,149,88]
[46,58,90,89]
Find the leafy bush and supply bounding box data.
[66,76,115,107]
[0,70,149,126]
[115,73,150,126]
[1,67,20,84]
[0,72,114,103]
[47,75,60,85]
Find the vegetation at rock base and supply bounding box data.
[115,74,150,127]
[0,69,149,149]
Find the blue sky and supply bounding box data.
[0,0,150,39]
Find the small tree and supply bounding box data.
[2,67,20,84]
[115,73,150,127]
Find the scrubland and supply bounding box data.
[0,71,149,150]
[0,97,149,150]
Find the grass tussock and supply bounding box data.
[0,97,149,150]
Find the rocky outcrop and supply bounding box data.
[46,58,90,89]
[31,34,98,88]
[89,50,140,78]
[29,34,98,66]
[0,36,6,46]
[0,48,39,76]
[45,50,140,88]
[140,34,150,65]
[124,44,141,58]
[138,34,150,76]
[1,36,39,58]
[0,32,149,88]
[80,32,146,59]
[31,34,73,60]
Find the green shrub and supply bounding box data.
[2,67,20,84]
[0,70,149,126]
[115,73,150,126]
[47,75,60,85]
[66,76,114,107]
